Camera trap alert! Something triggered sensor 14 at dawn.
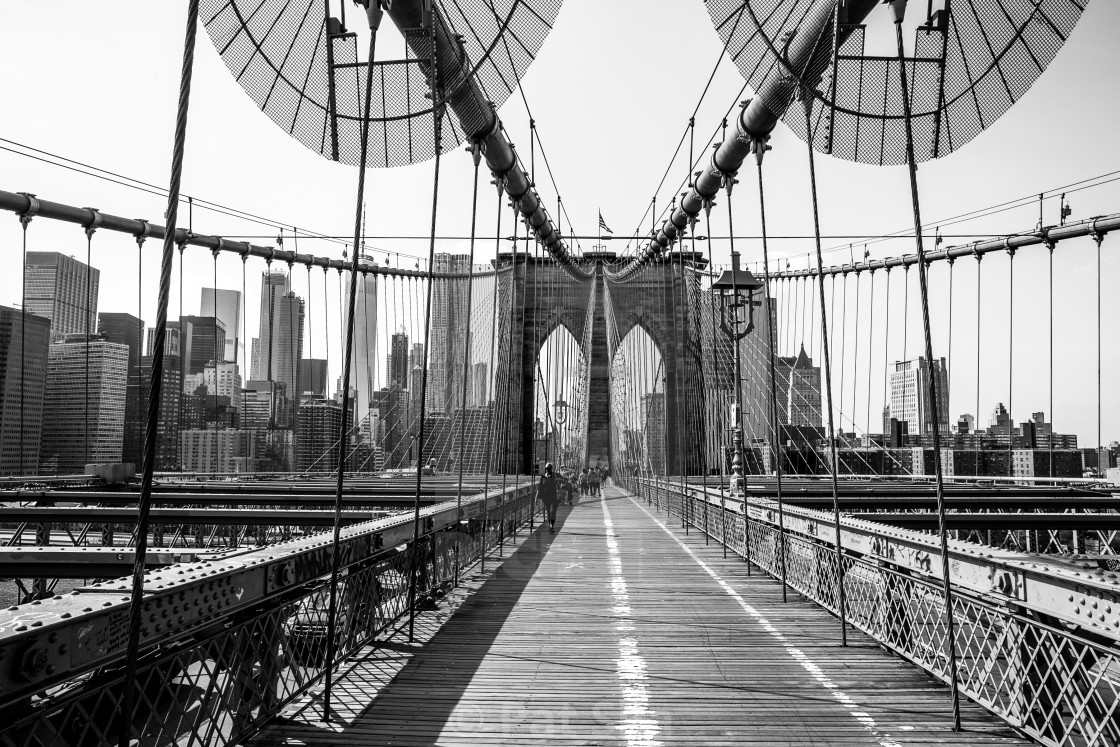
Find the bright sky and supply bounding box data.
[0,1,1117,445]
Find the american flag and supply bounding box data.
[598,211,612,234]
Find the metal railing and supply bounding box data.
[0,482,537,747]
[631,476,1120,747]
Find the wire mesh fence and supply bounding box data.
[634,476,1120,747]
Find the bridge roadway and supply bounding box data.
[252,487,1027,746]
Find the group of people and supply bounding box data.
[576,466,607,496]
[536,463,610,534]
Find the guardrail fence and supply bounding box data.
[630,476,1120,747]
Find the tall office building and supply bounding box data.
[776,344,822,428]
[24,252,100,340]
[427,254,471,414]
[203,361,242,410]
[250,272,303,427]
[139,329,183,470]
[0,306,51,475]
[347,254,379,432]
[388,329,409,388]
[200,288,242,364]
[296,397,343,472]
[889,356,949,436]
[40,335,129,472]
[250,271,291,380]
[146,324,181,357]
[300,359,329,397]
[99,313,145,467]
[179,315,227,378]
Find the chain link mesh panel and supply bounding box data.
[705,0,1087,165]
[199,0,563,168]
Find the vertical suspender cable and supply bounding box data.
[323,8,380,721]
[851,271,860,448]
[757,160,788,602]
[17,202,35,476]
[1047,242,1053,478]
[84,220,95,466]
[801,96,846,645]
[409,12,444,643]
[1007,248,1014,470]
[866,269,875,441]
[892,8,961,727]
[481,189,504,573]
[724,179,752,573]
[456,146,482,522]
[975,256,982,478]
[119,2,201,743]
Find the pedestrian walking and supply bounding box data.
[538,463,560,533]
[588,466,601,496]
[578,468,589,496]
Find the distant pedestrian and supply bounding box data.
[588,466,601,496]
[538,463,560,533]
[578,468,589,496]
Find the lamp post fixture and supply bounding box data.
[553,399,569,469]
[710,251,764,494]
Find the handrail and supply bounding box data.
[0,481,534,717]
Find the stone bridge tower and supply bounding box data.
[493,251,709,477]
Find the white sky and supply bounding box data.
[0,0,1117,445]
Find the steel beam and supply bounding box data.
[0,507,377,526]
[0,190,483,280]
[0,484,531,705]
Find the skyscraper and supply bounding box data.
[179,315,227,378]
[40,335,128,472]
[776,344,822,427]
[388,329,409,388]
[348,255,379,433]
[0,305,51,475]
[139,349,182,471]
[98,313,144,467]
[250,271,291,381]
[200,288,242,364]
[203,361,242,410]
[300,359,329,397]
[146,324,181,356]
[427,254,471,414]
[296,397,344,472]
[889,357,949,436]
[24,251,100,340]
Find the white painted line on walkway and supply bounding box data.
[600,491,663,747]
[620,488,901,747]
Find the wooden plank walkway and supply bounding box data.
[252,486,1030,746]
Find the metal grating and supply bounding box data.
[199,0,563,168]
[705,0,1088,165]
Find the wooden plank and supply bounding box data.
[251,487,1031,746]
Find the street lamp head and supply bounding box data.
[711,251,764,339]
[553,398,569,426]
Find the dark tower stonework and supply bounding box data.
[492,252,707,477]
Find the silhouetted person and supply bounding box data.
[538,462,560,533]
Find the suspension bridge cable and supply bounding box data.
[892,7,961,723]
[120,2,201,743]
[801,94,847,646]
[757,158,788,600]
[323,14,380,722]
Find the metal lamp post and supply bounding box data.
[710,251,764,494]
